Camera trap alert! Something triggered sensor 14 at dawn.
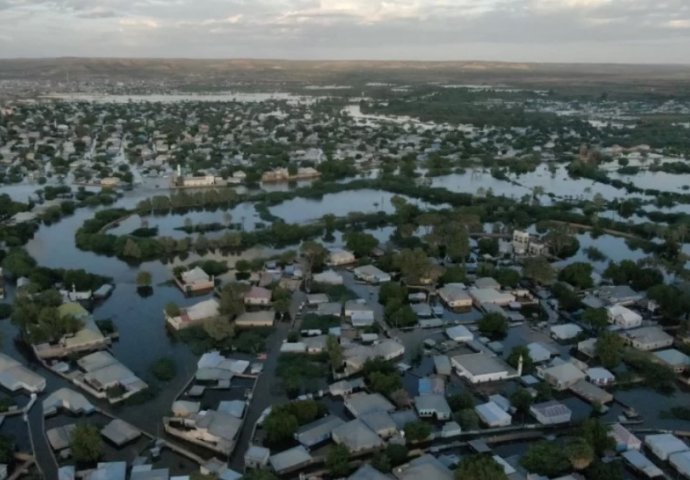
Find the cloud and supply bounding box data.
[0,0,688,62]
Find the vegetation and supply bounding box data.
[326,444,351,477]
[455,454,508,480]
[595,331,624,369]
[262,400,326,446]
[558,262,593,289]
[404,420,432,442]
[520,441,571,477]
[363,358,402,396]
[150,357,177,381]
[477,312,508,339]
[70,423,104,463]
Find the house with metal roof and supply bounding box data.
[42,388,94,416]
[621,326,673,351]
[344,392,395,418]
[269,445,313,474]
[234,310,275,328]
[295,415,345,448]
[332,419,384,453]
[348,464,393,480]
[529,400,572,425]
[645,433,689,461]
[609,423,641,452]
[393,454,453,480]
[360,410,398,438]
[0,352,46,393]
[354,265,391,284]
[475,401,512,427]
[539,362,585,391]
[621,450,664,478]
[176,266,214,293]
[244,445,271,470]
[451,352,518,384]
[653,349,690,373]
[445,325,473,342]
[607,304,642,329]
[550,323,583,341]
[414,394,452,420]
[345,300,376,327]
[438,284,472,309]
[165,298,220,331]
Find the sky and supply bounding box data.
[0,0,689,63]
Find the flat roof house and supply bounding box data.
[165,298,220,330]
[539,362,586,391]
[244,286,272,306]
[445,325,473,343]
[329,248,356,266]
[269,446,313,474]
[438,284,473,309]
[451,352,518,384]
[234,310,275,328]
[0,353,46,393]
[177,266,215,294]
[597,285,643,306]
[607,304,642,329]
[295,415,345,448]
[621,326,673,351]
[414,394,452,420]
[468,287,515,307]
[354,265,391,284]
[550,323,583,341]
[344,392,395,418]
[645,433,689,461]
[345,300,376,328]
[76,351,147,402]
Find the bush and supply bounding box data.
[0,303,12,320]
[151,357,177,381]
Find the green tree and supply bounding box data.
[136,270,152,287]
[510,388,534,419]
[495,268,520,288]
[301,240,328,274]
[326,444,350,477]
[595,331,624,369]
[558,262,593,289]
[585,461,624,480]
[404,420,432,442]
[150,357,176,381]
[203,317,236,341]
[507,345,534,374]
[477,312,508,339]
[344,231,379,258]
[583,308,608,332]
[263,409,299,446]
[477,238,499,257]
[520,441,570,477]
[565,437,595,470]
[522,256,555,285]
[71,423,103,463]
[457,409,479,430]
[242,470,279,480]
[122,238,142,260]
[326,335,343,369]
[580,418,614,455]
[455,454,508,480]
[165,302,180,316]
[219,282,248,317]
[448,392,475,412]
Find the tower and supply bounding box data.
[517,354,524,377]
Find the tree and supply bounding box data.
[583,308,608,332]
[379,282,408,306]
[326,444,350,477]
[507,346,534,374]
[326,335,343,369]
[136,270,152,288]
[477,237,499,257]
[301,240,328,275]
[595,331,624,369]
[122,238,142,260]
[558,262,593,289]
[495,268,520,288]
[546,224,580,258]
[520,441,570,477]
[203,317,236,341]
[455,454,508,480]
[448,392,475,412]
[580,418,614,455]
[584,461,624,480]
[1,248,36,278]
[344,231,379,257]
[457,409,479,430]
[510,388,534,419]
[71,423,103,463]
[150,357,176,381]
[272,287,292,320]
[165,302,180,317]
[404,420,432,442]
[565,437,594,470]
[394,248,439,285]
[242,471,278,480]
[522,256,555,285]
[219,282,248,317]
[477,313,508,339]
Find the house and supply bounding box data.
[570,379,614,405]
[0,352,46,393]
[621,326,673,351]
[512,230,530,255]
[345,300,376,327]
[177,267,214,293]
[313,270,344,285]
[645,433,689,461]
[607,304,642,329]
[526,342,552,363]
[328,248,356,266]
[354,265,391,284]
[306,293,329,306]
[165,298,220,330]
[344,392,395,418]
[414,395,452,420]
[441,421,462,438]
[360,410,398,438]
[165,409,241,455]
[244,445,271,470]
[244,286,272,306]
[550,323,583,341]
[295,415,345,448]
[621,450,664,478]
[586,367,615,386]
[529,400,572,425]
[317,302,343,317]
[445,325,473,342]
[76,351,147,402]
[42,388,95,416]
[393,454,453,480]
[101,419,141,447]
[329,378,365,397]
[609,423,641,452]
[234,310,275,328]
[654,349,690,372]
[438,284,473,309]
[475,277,500,290]
[35,304,109,358]
[475,401,512,427]
[433,356,452,376]
[539,362,586,391]
[348,464,393,480]
[269,446,313,474]
[332,419,384,452]
[468,287,515,307]
[451,352,518,384]
[597,285,643,306]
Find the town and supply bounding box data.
[1,60,690,480]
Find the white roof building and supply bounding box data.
[550,323,583,341]
[475,401,512,427]
[468,287,515,307]
[451,352,518,384]
[539,362,586,391]
[445,325,473,343]
[529,400,572,425]
[329,248,356,266]
[438,284,472,309]
[610,423,641,452]
[645,433,689,461]
[607,304,642,329]
[0,353,46,393]
[353,265,391,284]
[621,326,673,351]
[332,419,384,452]
[526,342,552,363]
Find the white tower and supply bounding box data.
[517,354,524,377]
[177,164,182,178]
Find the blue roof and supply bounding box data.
[418,378,432,395]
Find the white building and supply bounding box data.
[451,353,518,384]
[328,248,356,266]
[445,325,473,343]
[353,265,391,284]
[475,401,512,427]
[621,326,673,351]
[607,304,642,329]
[529,400,572,425]
[438,284,473,309]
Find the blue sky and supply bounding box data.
[1,0,689,63]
